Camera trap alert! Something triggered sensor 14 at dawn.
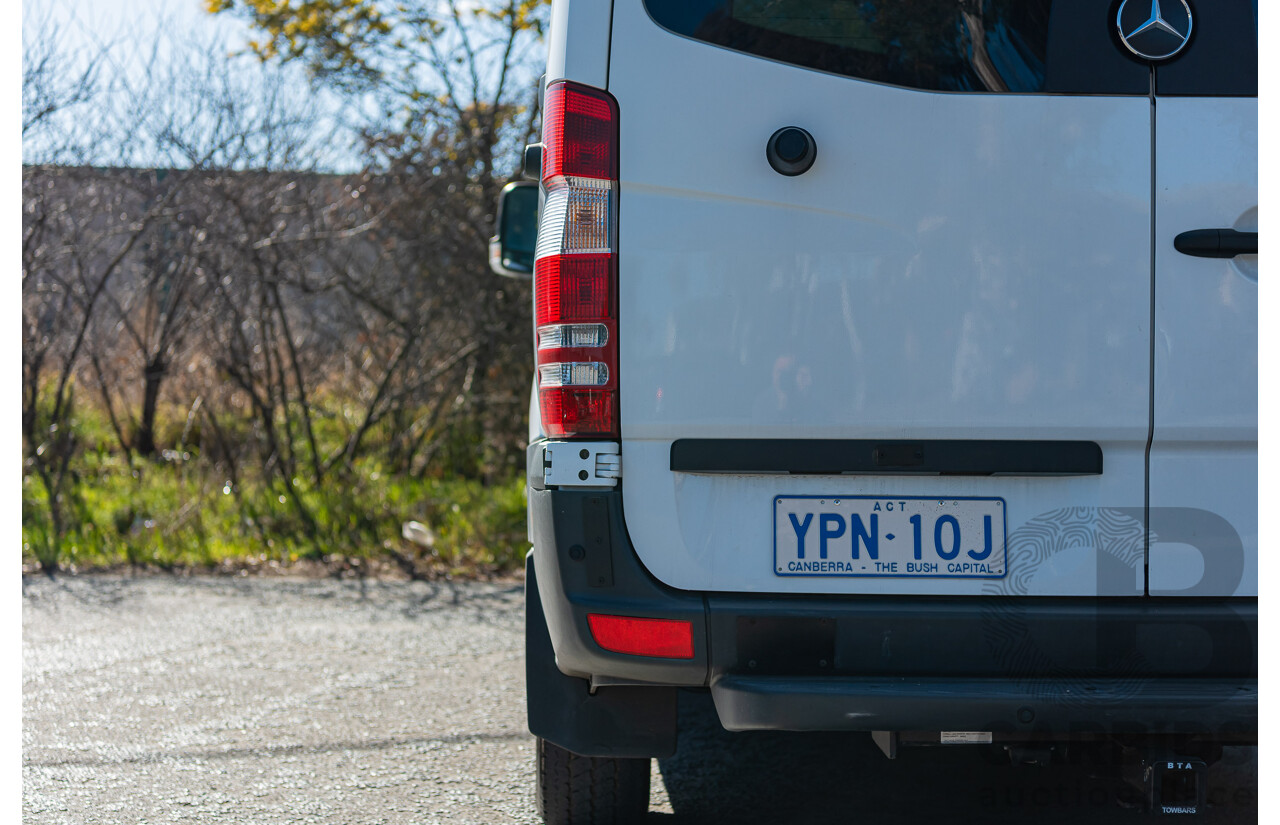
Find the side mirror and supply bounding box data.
[488,180,538,279]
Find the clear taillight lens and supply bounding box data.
[538,362,610,387]
[537,323,609,350]
[537,178,613,255]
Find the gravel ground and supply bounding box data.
[23,575,1257,824]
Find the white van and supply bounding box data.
[489,1,1257,821]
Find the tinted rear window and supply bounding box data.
[643,0,1148,94]
[1154,0,1257,96]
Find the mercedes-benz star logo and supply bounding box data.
[1117,0,1193,61]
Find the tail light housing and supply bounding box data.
[535,81,619,438]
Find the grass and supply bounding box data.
[22,401,530,577]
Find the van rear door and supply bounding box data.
[1147,2,1257,598]
[609,0,1154,596]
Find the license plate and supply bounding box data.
[773,495,1006,578]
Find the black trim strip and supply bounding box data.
[669,439,1102,476]
[710,675,1256,735]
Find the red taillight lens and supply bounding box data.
[540,389,616,438]
[535,81,620,439]
[534,255,612,325]
[542,82,618,180]
[587,614,695,659]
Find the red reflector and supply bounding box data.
[587,614,694,659]
[539,389,616,438]
[535,255,611,325]
[543,82,618,181]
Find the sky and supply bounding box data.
[23,0,362,170]
[23,0,547,172]
[31,0,251,65]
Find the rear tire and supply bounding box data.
[536,736,650,825]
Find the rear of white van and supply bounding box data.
[521,0,1256,818]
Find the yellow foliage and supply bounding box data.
[208,0,547,86]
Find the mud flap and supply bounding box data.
[525,553,678,758]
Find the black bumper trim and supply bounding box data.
[705,595,1256,679]
[711,675,1257,738]
[670,438,1103,476]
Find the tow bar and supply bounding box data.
[1136,753,1208,816]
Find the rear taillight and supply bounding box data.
[535,81,619,438]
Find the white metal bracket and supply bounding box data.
[544,441,621,488]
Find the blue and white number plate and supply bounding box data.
[774,495,1006,578]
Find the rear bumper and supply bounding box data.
[527,484,1257,740]
[711,676,1256,738]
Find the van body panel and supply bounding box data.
[1148,97,1257,598]
[609,0,1150,596]
[545,0,613,88]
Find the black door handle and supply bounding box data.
[1174,228,1258,258]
